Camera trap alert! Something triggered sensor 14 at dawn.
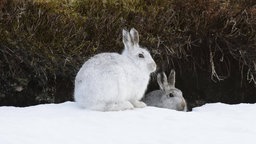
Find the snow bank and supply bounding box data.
[0,102,255,144]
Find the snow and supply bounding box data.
[0,102,255,144]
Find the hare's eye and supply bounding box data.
[138,53,144,58]
[168,93,174,97]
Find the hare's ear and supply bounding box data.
[168,69,176,87]
[130,28,139,45]
[157,72,168,91]
[122,29,133,51]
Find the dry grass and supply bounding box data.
[0,0,255,106]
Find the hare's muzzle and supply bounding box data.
[148,62,157,73]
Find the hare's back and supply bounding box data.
[86,53,124,67]
[77,53,127,76]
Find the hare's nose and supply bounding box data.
[148,62,157,72]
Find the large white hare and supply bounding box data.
[74,28,157,111]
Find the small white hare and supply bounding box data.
[74,28,157,111]
[143,70,187,111]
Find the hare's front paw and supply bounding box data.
[121,101,135,110]
[130,100,147,108]
[106,101,134,111]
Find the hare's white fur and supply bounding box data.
[74,28,156,111]
[143,70,187,111]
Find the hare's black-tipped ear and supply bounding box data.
[168,69,176,87]
[122,29,133,50]
[130,28,139,45]
[157,72,168,91]
[122,29,131,44]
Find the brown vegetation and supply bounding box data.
[0,0,255,108]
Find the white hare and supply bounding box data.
[143,70,187,111]
[74,28,157,111]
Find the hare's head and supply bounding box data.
[122,28,156,74]
[157,70,183,101]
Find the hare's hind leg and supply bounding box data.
[130,100,147,108]
[105,101,134,111]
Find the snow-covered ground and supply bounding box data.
[0,102,255,144]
